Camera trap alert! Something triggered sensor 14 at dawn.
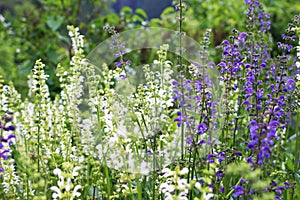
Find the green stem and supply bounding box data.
[37,108,40,173]
[104,165,111,198]
[127,175,135,200]
[152,138,157,200]
[295,111,299,173]
[137,177,143,200]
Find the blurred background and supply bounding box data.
[0,0,299,98]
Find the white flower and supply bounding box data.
[179,167,189,175]
[160,182,175,194]
[71,185,82,199]
[53,168,62,176]
[178,191,188,200]
[162,168,173,178]
[65,178,72,192]
[178,179,188,190]
[203,192,214,200]
[164,192,173,200]
[195,182,201,190]
[50,186,61,199]
[72,166,81,177]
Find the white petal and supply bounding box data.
[50,186,61,199]
[180,167,189,175]
[53,168,62,176]
[73,185,82,197]
[72,166,81,177]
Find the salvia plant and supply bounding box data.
[0,0,300,200]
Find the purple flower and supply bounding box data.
[197,123,207,134]
[243,100,252,111]
[0,149,10,160]
[3,116,12,122]
[249,188,254,195]
[235,151,242,156]
[272,177,280,186]
[0,114,16,167]
[285,78,295,91]
[246,156,254,165]
[114,61,122,68]
[275,186,285,195]
[256,88,264,99]
[7,125,15,131]
[206,154,215,163]
[238,32,247,43]
[216,170,223,179]
[198,139,206,146]
[232,185,244,198]
[174,111,183,127]
[284,182,290,189]
[187,137,193,145]
[200,180,205,185]
[218,151,226,163]
[245,0,251,4]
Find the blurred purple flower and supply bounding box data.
[197,123,207,134]
[232,185,244,198]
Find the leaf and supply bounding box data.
[120,6,132,15]
[286,158,294,172]
[148,18,161,27]
[161,7,175,16]
[46,15,64,31]
[135,8,147,19]
[133,15,144,23]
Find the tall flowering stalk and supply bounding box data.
[217,0,296,166]
[172,2,221,198]
[215,1,299,199]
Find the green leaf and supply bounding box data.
[133,15,144,23]
[120,6,132,15]
[286,158,294,171]
[135,8,147,19]
[148,18,161,27]
[46,15,64,31]
[161,7,175,16]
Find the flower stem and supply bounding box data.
[295,110,299,173]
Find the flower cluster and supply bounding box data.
[104,24,131,79]
[159,166,191,200]
[245,0,271,33]
[217,1,298,167]
[50,163,82,199]
[173,30,218,152]
[0,112,16,175]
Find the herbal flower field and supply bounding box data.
[0,0,300,199]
